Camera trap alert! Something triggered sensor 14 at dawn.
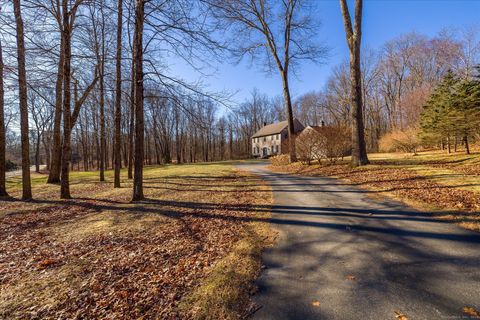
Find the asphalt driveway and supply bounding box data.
[236,162,480,320]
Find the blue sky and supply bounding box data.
[170,0,480,105]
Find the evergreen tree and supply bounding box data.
[420,68,480,154]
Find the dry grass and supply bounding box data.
[269,150,480,232]
[0,163,273,319]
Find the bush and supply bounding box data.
[294,125,351,164]
[295,129,325,165]
[321,126,351,163]
[379,128,419,154]
[270,154,290,166]
[6,159,18,171]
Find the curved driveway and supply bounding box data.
[236,162,480,320]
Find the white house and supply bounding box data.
[251,119,304,158]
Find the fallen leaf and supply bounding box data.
[394,310,408,320]
[312,300,321,307]
[37,259,57,269]
[345,275,356,281]
[463,306,480,317]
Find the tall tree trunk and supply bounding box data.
[99,67,106,181]
[13,0,32,200]
[340,0,369,167]
[132,0,145,201]
[114,0,123,187]
[281,72,296,162]
[128,34,136,180]
[0,40,8,197]
[60,0,72,199]
[47,35,65,184]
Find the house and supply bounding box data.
[251,119,304,158]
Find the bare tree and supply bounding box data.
[132,0,145,201]
[339,0,369,166]
[13,0,32,200]
[114,0,123,188]
[28,91,54,173]
[0,40,7,197]
[46,1,66,184]
[88,2,108,182]
[207,0,325,162]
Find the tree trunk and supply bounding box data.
[340,0,369,167]
[464,135,470,155]
[98,41,106,182]
[113,0,123,187]
[0,40,8,197]
[281,72,297,162]
[99,73,106,181]
[47,34,65,184]
[228,125,233,160]
[132,0,145,201]
[13,0,32,200]
[35,133,40,173]
[128,34,136,180]
[60,0,72,199]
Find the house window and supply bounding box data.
[276,134,279,140]
[271,146,274,154]
[263,136,266,142]
[276,145,279,153]
[271,135,274,140]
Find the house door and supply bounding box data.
[262,147,268,157]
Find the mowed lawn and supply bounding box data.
[271,150,480,232]
[0,163,273,319]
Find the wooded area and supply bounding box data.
[1,0,480,201]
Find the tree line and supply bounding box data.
[2,0,477,201]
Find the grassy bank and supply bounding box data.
[0,162,273,319]
[270,150,480,232]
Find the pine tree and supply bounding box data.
[420,69,480,154]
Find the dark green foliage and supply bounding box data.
[420,68,480,153]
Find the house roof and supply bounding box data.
[252,119,304,138]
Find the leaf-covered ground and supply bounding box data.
[0,163,273,319]
[270,150,480,232]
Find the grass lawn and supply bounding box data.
[270,149,480,232]
[0,162,274,319]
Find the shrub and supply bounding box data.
[6,159,18,171]
[295,129,325,165]
[270,154,290,166]
[379,128,419,154]
[321,126,351,163]
[294,125,351,164]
